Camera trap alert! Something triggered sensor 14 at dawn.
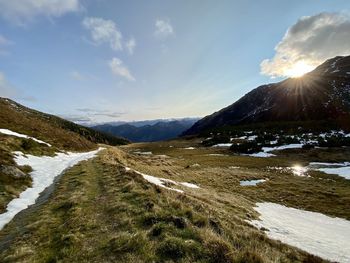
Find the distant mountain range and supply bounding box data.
[92,118,199,142]
[184,55,350,135]
[0,98,129,151]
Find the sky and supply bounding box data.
[0,0,350,124]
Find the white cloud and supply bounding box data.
[82,17,123,51]
[0,0,81,24]
[261,12,350,78]
[0,72,16,98]
[154,19,174,39]
[69,70,85,81]
[126,37,136,55]
[109,57,135,81]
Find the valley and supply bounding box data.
[1,131,350,262]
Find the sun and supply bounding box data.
[285,61,315,78]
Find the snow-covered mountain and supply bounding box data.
[184,55,350,135]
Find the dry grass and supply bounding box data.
[0,147,328,262]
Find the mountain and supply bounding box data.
[0,98,129,151]
[184,55,350,135]
[92,119,198,142]
[84,118,198,128]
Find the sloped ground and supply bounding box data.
[0,147,320,263]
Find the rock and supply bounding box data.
[0,165,27,178]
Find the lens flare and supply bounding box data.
[285,61,315,78]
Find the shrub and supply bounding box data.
[106,232,145,254]
[156,237,186,260]
[202,135,231,147]
[234,251,264,263]
[21,139,38,151]
[204,237,234,263]
[302,144,315,150]
[318,136,350,147]
[230,141,262,154]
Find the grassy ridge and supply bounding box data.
[0,98,129,151]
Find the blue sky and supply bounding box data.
[0,0,349,123]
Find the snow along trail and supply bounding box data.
[0,148,103,230]
[0,128,51,147]
[125,167,200,193]
[250,202,350,262]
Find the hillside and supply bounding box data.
[93,119,198,142]
[184,55,350,135]
[0,98,129,151]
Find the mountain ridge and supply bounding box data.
[93,119,198,142]
[0,98,129,151]
[184,55,350,135]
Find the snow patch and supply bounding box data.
[248,144,303,158]
[134,151,152,155]
[308,162,350,179]
[0,128,51,147]
[0,148,103,230]
[180,182,200,189]
[249,202,350,262]
[126,167,200,193]
[212,143,233,147]
[183,147,196,150]
[240,179,266,186]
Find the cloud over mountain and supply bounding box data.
[261,12,350,78]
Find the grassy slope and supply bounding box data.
[0,147,326,262]
[0,97,128,213]
[0,133,57,213]
[0,98,129,151]
[124,139,350,220]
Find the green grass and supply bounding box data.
[0,147,322,262]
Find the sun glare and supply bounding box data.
[285,61,315,78]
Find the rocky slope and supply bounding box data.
[184,55,350,135]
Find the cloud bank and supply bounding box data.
[109,57,135,81]
[261,12,350,78]
[0,0,81,24]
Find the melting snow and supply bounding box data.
[212,143,233,147]
[183,147,196,150]
[248,144,304,158]
[250,202,350,262]
[126,167,200,193]
[308,162,350,179]
[134,151,152,155]
[248,152,275,158]
[240,179,266,186]
[0,148,103,230]
[180,182,200,189]
[0,128,51,147]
